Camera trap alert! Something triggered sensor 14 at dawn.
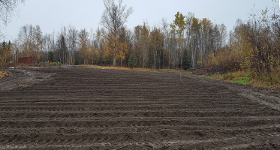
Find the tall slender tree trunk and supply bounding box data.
[142,57,144,68]
[113,57,116,67]
[159,54,161,69]
[142,46,145,68]
[113,45,116,67]
[168,50,170,68]
[181,58,183,68]
[63,51,65,64]
[154,52,156,69]
[162,50,164,69]
[84,54,85,65]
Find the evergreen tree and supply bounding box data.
[128,53,137,69]
[48,51,54,62]
[182,49,191,70]
[6,41,12,62]
[0,42,6,63]
[2,41,12,63]
[2,42,6,49]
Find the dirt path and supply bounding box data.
[0,67,280,149]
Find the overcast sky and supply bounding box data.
[1,0,278,41]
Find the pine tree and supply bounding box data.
[48,51,54,63]
[128,53,137,69]
[182,49,191,70]
[2,42,7,62]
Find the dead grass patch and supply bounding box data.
[0,70,11,79]
[79,65,160,72]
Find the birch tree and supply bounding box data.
[78,29,89,65]
[100,0,133,67]
[67,25,78,64]
[133,23,149,67]
[17,24,42,58]
[170,12,187,68]
[149,27,164,69]
[160,18,171,68]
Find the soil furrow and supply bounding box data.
[0,67,280,149]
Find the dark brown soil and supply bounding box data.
[0,66,280,150]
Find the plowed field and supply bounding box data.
[0,66,280,150]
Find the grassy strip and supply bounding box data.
[198,74,219,79]
[78,65,159,72]
[194,70,280,89]
[0,70,11,79]
[190,71,251,85]
[195,70,280,89]
[221,71,250,84]
[221,71,280,89]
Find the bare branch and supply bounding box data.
[100,0,133,36]
[0,0,25,26]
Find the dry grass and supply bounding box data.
[79,65,160,72]
[250,79,280,90]
[245,67,280,89]
[0,70,11,79]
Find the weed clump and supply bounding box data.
[47,62,61,66]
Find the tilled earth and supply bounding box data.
[0,66,280,150]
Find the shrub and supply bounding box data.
[0,60,7,67]
[0,70,10,79]
[222,73,235,80]
[249,67,280,86]
[47,62,61,66]
[38,62,45,67]
[206,47,242,71]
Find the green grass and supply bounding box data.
[230,77,250,84]
[193,71,251,85]
[198,75,217,79]
[221,71,250,84]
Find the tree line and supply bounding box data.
[210,8,280,84]
[3,0,280,83]
[7,0,228,69]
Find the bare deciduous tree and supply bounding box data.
[100,0,133,67]
[0,0,25,38]
[0,0,25,25]
[17,24,42,58]
[66,25,78,64]
[78,29,89,65]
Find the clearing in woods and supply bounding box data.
[0,66,280,149]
